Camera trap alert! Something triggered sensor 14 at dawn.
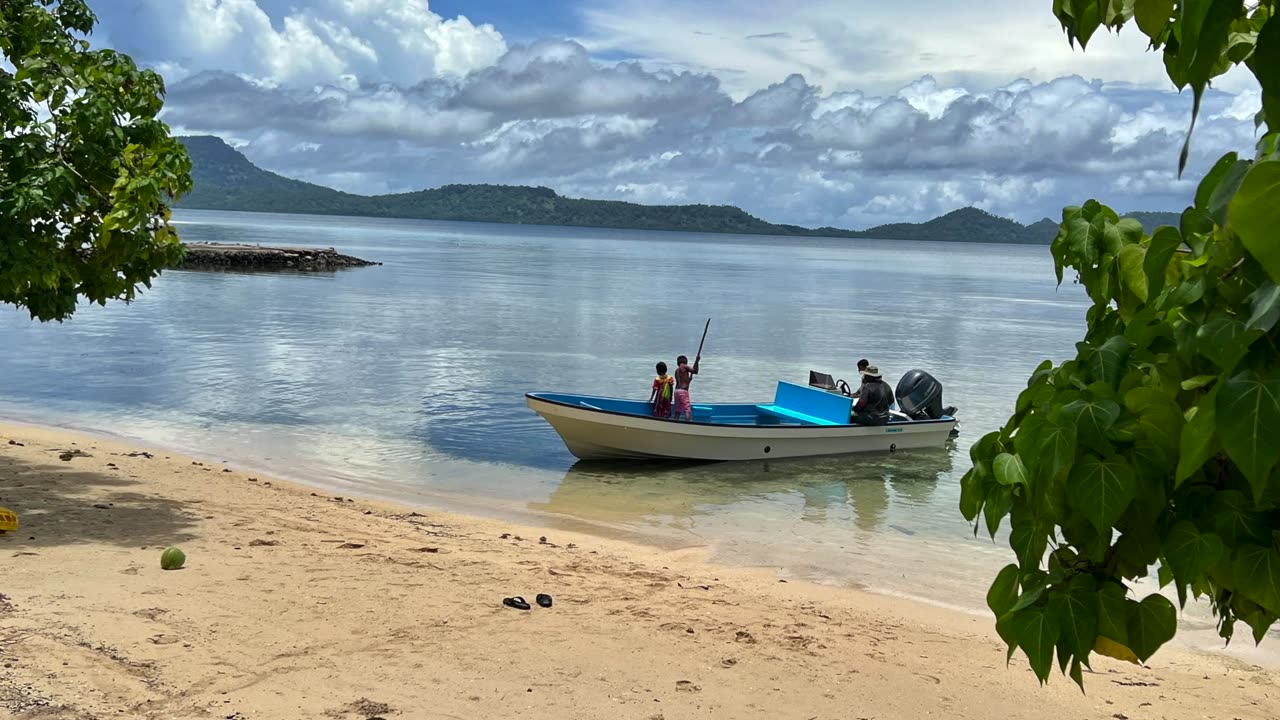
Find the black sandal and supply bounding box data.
[503,596,531,610]
[536,593,553,608]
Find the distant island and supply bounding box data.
[176,136,1183,244]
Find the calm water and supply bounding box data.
[2,210,1271,662]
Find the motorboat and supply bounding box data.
[525,369,958,462]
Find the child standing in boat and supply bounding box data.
[673,354,700,421]
[650,362,675,418]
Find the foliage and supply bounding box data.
[963,0,1280,687]
[182,135,1101,244]
[0,0,190,322]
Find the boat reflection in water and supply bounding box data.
[528,441,1017,609]
[530,443,957,537]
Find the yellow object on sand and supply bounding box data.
[0,506,17,533]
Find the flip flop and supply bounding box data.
[503,596,531,610]
[536,593,553,608]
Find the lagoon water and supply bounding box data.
[3,209,1270,660]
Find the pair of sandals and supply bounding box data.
[503,593,552,610]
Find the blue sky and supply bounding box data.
[84,0,1265,227]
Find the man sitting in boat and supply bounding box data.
[848,359,870,397]
[850,365,894,425]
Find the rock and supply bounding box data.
[174,243,381,272]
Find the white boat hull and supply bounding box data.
[527,395,956,462]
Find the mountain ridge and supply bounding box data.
[176,136,1182,244]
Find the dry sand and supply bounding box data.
[1,422,1276,720]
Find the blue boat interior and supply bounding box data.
[532,381,937,427]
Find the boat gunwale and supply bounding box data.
[525,392,956,432]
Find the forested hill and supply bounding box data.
[177,136,1178,244]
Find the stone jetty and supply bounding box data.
[175,243,381,271]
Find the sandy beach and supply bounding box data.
[1,422,1276,720]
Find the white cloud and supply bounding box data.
[73,1,1264,229]
[577,0,1263,98]
[102,0,506,86]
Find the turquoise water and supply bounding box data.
[2,209,1269,661]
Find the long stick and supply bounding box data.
[695,318,710,358]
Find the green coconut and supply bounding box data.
[160,546,186,570]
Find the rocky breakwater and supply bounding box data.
[175,243,381,271]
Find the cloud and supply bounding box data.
[77,1,1264,228]
[577,0,1261,98]
[95,0,506,86]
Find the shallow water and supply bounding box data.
[2,209,1273,662]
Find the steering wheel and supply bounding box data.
[836,379,852,396]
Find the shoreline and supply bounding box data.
[2,421,1278,719]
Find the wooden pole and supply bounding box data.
[695,318,710,358]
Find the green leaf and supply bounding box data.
[1095,582,1130,646]
[1012,606,1061,683]
[984,485,1012,538]
[1135,229,1175,285]
[1162,274,1206,310]
[1176,384,1219,486]
[1162,521,1226,588]
[1134,0,1173,38]
[1118,244,1149,302]
[1206,490,1271,546]
[1068,455,1138,532]
[994,453,1031,487]
[1090,336,1132,387]
[1206,156,1252,228]
[1010,513,1051,570]
[1228,160,1280,283]
[959,467,985,521]
[1196,314,1262,374]
[1115,217,1144,245]
[1195,152,1238,210]
[1050,585,1099,660]
[1063,398,1121,453]
[1216,369,1280,499]
[987,564,1020,617]
[1115,523,1163,577]
[1181,375,1218,391]
[1252,4,1280,108]
[1010,571,1050,614]
[1246,280,1280,333]
[1232,544,1280,616]
[1066,217,1103,268]
[1126,594,1177,662]
[1125,387,1183,477]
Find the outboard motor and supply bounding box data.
[895,370,957,421]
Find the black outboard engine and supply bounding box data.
[895,370,957,421]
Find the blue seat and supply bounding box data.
[756,381,851,426]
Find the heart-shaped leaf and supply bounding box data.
[1176,385,1219,486]
[1067,455,1137,533]
[1050,586,1099,660]
[994,453,1030,487]
[1144,226,1181,299]
[1162,521,1225,588]
[1233,544,1280,616]
[1216,369,1280,500]
[1012,606,1061,683]
[1229,160,1280,283]
[1125,594,1176,663]
[987,564,1020,618]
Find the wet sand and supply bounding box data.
[1,422,1276,719]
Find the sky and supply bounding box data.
[85,0,1266,228]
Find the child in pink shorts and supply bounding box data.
[673,354,700,421]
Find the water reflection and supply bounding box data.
[532,445,955,535]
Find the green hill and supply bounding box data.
[175,136,1181,245]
